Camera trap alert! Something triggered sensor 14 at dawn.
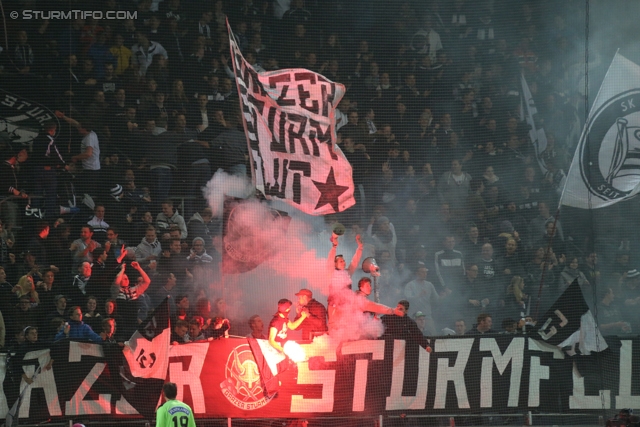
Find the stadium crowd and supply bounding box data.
[0,0,636,353]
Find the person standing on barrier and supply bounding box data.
[268,299,308,354]
[294,289,327,340]
[156,382,196,427]
[327,232,363,330]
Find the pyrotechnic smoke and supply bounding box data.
[202,170,388,342]
[204,169,253,217]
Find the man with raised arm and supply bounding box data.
[113,261,151,336]
[327,233,405,333]
[327,232,364,292]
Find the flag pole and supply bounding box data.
[533,208,561,320]
[6,366,42,427]
[223,21,243,305]
[227,20,256,190]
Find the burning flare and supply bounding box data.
[283,341,306,363]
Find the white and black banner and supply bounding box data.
[0,88,60,150]
[562,52,640,208]
[2,335,639,422]
[227,20,356,215]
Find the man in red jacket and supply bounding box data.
[294,289,327,340]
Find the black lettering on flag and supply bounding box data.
[295,72,319,114]
[320,82,336,117]
[247,93,265,115]
[295,72,317,84]
[287,113,309,155]
[265,158,288,198]
[268,107,287,153]
[264,159,311,203]
[269,74,296,106]
[288,161,311,204]
[244,67,264,97]
[244,94,265,151]
[310,119,336,159]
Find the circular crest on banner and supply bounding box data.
[579,89,640,202]
[219,343,272,410]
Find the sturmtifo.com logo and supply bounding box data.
[219,343,272,410]
[12,10,137,20]
[579,89,640,202]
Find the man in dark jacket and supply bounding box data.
[1,148,29,229]
[187,207,218,249]
[146,118,179,205]
[210,110,248,176]
[294,289,327,340]
[31,120,71,218]
[381,300,430,349]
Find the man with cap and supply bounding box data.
[414,311,427,334]
[294,288,328,340]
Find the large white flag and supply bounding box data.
[227,20,355,215]
[561,53,640,208]
[520,74,548,175]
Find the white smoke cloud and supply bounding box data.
[201,170,390,343]
[204,169,254,218]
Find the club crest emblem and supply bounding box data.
[579,89,640,202]
[219,343,272,410]
[0,89,59,149]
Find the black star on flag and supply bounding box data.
[313,167,350,213]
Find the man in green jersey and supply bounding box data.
[156,382,196,427]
